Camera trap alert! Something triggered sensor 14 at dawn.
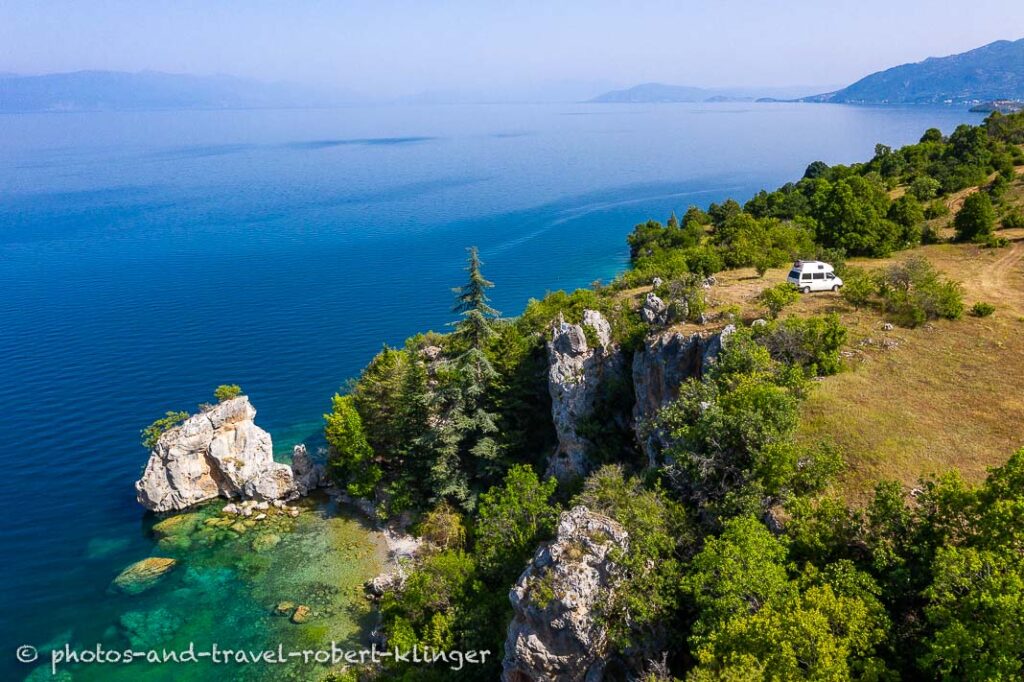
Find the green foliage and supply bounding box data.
[924,199,951,220]
[887,194,925,246]
[877,256,964,327]
[473,465,558,581]
[1001,207,1024,228]
[752,314,847,376]
[213,384,241,402]
[324,394,382,498]
[417,501,467,551]
[920,546,1024,680]
[756,282,799,319]
[685,518,892,680]
[954,192,996,242]
[140,410,189,450]
[573,465,691,649]
[970,301,996,317]
[840,266,876,309]
[909,176,941,201]
[452,246,499,349]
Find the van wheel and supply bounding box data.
[801,286,811,294]
[831,284,840,292]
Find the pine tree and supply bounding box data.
[452,246,499,349]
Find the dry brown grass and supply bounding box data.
[748,235,1024,501]
[629,228,1024,502]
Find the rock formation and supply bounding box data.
[632,325,736,466]
[502,506,629,682]
[546,311,625,482]
[639,292,668,325]
[135,396,297,512]
[112,557,178,595]
[291,444,326,496]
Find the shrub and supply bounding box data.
[757,283,799,320]
[924,200,950,220]
[213,384,242,402]
[840,267,876,310]
[1001,208,1024,229]
[909,176,941,201]
[417,501,467,551]
[971,302,996,317]
[878,256,964,327]
[141,410,189,450]
[753,314,848,376]
[954,192,996,242]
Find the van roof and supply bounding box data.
[792,260,831,269]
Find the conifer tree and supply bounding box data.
[452,246,499,349]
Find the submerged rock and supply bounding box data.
[119,607,183,649]
[290,604,311,624]
[546,311,625,482]
[151,512,201,538]
[112,557,178,595]
[135,396,297,512]
[502,506,629,682]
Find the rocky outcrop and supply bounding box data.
[632,325,736,466]
[291,444,326,496]
[639,293,668,325]
[546,311,625,482]
[135,396,297,512]
[502,506,629,682]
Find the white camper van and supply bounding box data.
[786,260,843,293]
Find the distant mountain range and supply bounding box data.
[802,38,1024,104]
[588,83,830,103]
[0,70,351,112]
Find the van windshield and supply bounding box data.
[788,270,800,280]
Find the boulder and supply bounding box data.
[112,557,178,595]
[135,396,297,512]
[502,507,629,682]
[546,311,625,482]
[640,292,668,325]
[290,604,311,624]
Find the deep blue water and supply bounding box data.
[0,103,981,679]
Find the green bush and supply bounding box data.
[757,282,800,319]
[878,256,964,327]
[954,192,996,242]
[971,302,996,317]
[753,314,848,376]
[1001,208,1024,229]
[924,200,951,220]
[213,384,242,402]
[141,410,189,450]
[840,267,876,309]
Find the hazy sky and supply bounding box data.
[2,1,1023,97]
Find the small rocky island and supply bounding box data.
[135,395,322,512]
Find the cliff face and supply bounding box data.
[135,396,297,512]
[632,325,735,466]
[546,311,626,482]
[502,506,629,682]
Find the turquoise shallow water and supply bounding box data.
[0,102,982,680]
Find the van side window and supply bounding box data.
[801,274,812,280]
[813,273,825,280]
[826,272,835,279]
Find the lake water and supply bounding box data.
[0,102,982,680]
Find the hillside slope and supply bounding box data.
[805,38,1024,104]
